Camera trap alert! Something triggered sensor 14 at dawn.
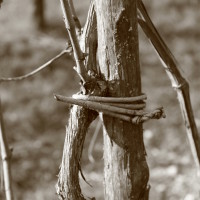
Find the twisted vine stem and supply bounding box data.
[138,0,200,171]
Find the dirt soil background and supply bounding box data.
[0,0,200,199]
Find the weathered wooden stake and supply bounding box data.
[95,0,149,199]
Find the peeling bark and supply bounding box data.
[95,0,149,199]
[56,106,96,200]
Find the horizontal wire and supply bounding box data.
[0,49,68,82]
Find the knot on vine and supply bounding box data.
[79,73,107,96]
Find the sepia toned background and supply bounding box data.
[0,0,200,199]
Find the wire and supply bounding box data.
[0,50,68,82]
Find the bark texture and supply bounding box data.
[56,106,96,200]
[95,0,149,199]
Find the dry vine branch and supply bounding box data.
[60,0,89,83]
[0,98,14,200]
[103,102,146,110]
[55,95,148,116]
[138,0,200,170]
[99,108,164,125]
[68,0,81,36]
[56,1,104,199]
[56,105,96,200]
[72,94,147,102]
[54,94,165,124]
[0,50,67,82]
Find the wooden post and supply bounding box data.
[95,0,149,199]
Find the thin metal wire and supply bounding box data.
[0,50,67,82]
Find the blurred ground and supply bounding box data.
[0,0,200,199]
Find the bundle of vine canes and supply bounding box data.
[54,93,165,125]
